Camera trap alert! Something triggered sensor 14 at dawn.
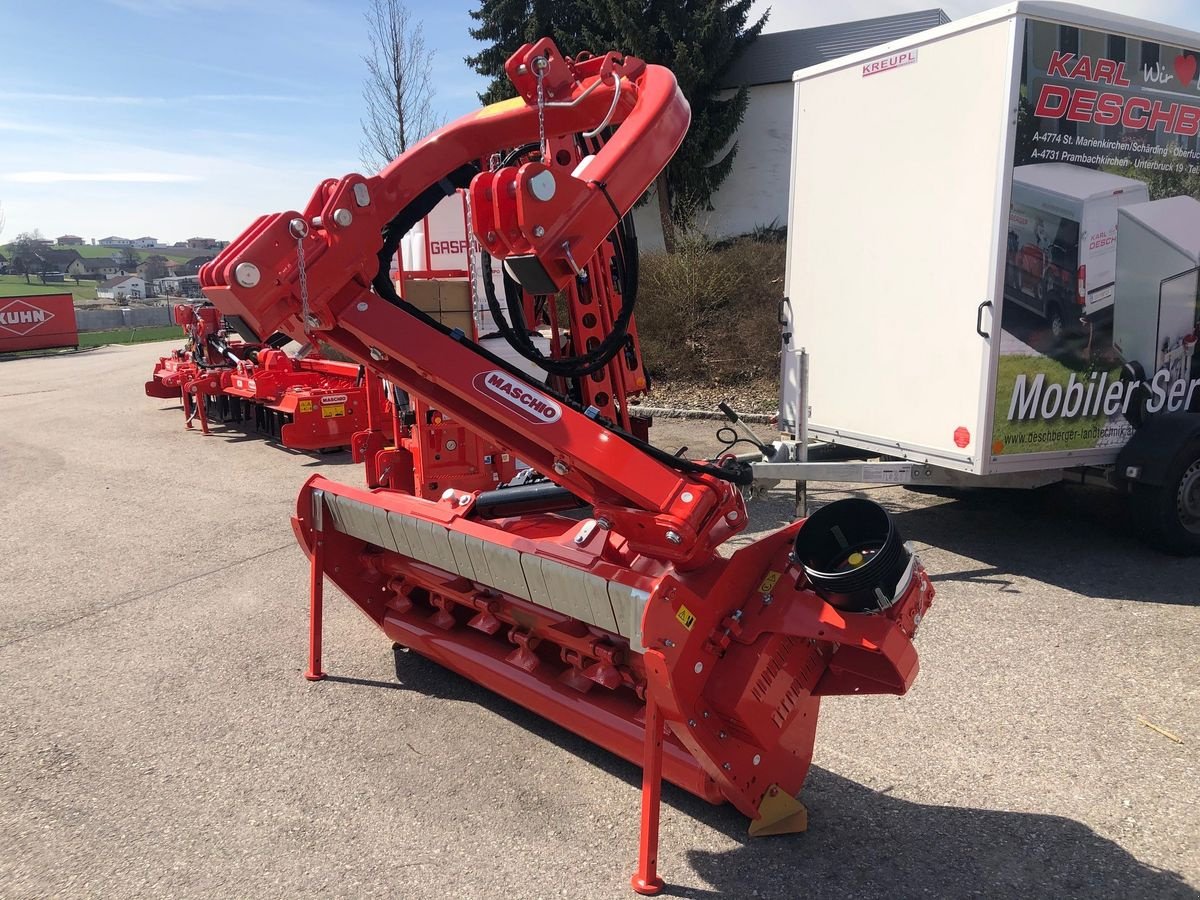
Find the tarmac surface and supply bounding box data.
[1,341,1197,899]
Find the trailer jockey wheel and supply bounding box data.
[1130,440,1200,555]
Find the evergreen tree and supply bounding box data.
[466,0,594,105]
[467,0,766,250]
[591,1,767,250]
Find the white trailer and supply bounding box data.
[757,1,1200,552]
[1113,196,1200,384]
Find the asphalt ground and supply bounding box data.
[1,341,1197,899]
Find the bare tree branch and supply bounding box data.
[359,0,442,173]
[0,202,6,242]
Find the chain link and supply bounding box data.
[296,234,312,333]
[535,59,547,161]
[464,189,481,336]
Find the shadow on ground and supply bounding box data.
[787,482,1200,607]
[314,646,1199,900]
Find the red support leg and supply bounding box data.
[305,492,328,681]
[630,693,665,896]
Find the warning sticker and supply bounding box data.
[675,605,696,630]
[298,400,313,413]
[321,404,346,418]
[757,571,782,594]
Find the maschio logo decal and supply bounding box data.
[473,370,562,424]
[320,394,348,405]
[0,299,54,336]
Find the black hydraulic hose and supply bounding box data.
[367,164,751,488]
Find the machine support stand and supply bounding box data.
[304,490,328,682]
[630,693,666,896]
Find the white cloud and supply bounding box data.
[2,171,201,184]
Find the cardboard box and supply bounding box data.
[400,278,441,312]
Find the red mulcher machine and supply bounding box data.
[198,40,935,894]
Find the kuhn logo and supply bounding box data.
[473,370,561,424]
[0,300,53,336]
[321,394,348,405]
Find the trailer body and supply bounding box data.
[781,1,1200,476]
[1113,196,1200,383]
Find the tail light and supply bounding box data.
[1077,265,1086,307]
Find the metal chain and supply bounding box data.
[535,60,547,161]
[464,188,481,335]
[296,234,312,333]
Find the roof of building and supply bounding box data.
[720,9,950,88]
[1012,162,1149,205]
[1120,196,1200,263]
[99,275,142,289]
[81,257,118,270]
[37,248,82,269]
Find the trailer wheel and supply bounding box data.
[1129,441,1200,554]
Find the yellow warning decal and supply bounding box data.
[321,404,346,418]
[298,400,313,413]
[676,604,696,630]
[757,571,782,594]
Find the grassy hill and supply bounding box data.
[2,243,210,264]
[0,275,98,303]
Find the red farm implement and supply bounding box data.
[196,39,934,893]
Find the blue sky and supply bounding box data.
[1,0,1197,243]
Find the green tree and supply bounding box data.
[143,254,169,282]
[591,1,766,251]
[466,0,595,105]
[120,246,140,271]
[10,230,43,284]
[467,0,766,251]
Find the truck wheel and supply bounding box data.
[1047,302,1066,344]
[1129,442,1200,554]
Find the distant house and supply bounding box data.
[70,257,125,280]
[630,8,951,248]
[99,236,133,247]
[153,275,201,297]
[96,274,146,301]
[132,236,158,249]
[36,248,82,272]
[185,237,220,250]
[184,254,214,268]
[56,234,85,245]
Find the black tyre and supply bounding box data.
[1129,441,1200,554]
[1047,301,1066,345]
[1120,361,1152,430]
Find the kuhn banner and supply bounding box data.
[0,294,78,353]
[992,20,1200,456]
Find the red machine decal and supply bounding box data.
[473,369,562,424]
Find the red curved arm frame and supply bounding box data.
[199,41,743,567]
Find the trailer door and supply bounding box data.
[1157,268,1200,382]
[1080,197,1121,319]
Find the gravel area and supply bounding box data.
[0,342,1197,899]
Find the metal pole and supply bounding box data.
[305,489,328,682]
[630,693,666,896]
[796,347,809,519]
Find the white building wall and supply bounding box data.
[631,81,794,251]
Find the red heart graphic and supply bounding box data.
[1175,53,1197,86]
